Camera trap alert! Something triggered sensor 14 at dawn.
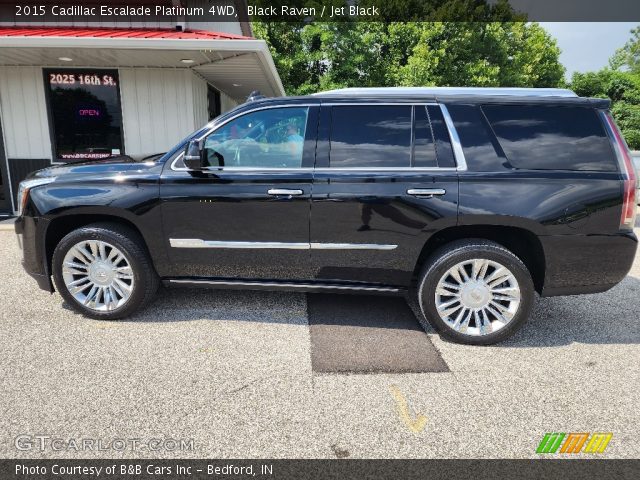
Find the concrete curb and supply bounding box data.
[0,219,16,232]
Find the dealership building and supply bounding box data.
[0,2,284,215]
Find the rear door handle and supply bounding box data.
[407,188,446,197]
[267,188,303,196]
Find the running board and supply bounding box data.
[163,278,405,295]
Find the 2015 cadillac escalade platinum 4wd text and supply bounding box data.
[14,87,638,345]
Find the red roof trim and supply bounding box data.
[0,26,252,40]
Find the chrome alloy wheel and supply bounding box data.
[61,240,134,312]
[434,259,521,336]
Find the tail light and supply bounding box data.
[603,111,637,229]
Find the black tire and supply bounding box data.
[417,239,534,345]
[52,222,159,320]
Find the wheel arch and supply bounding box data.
[44,211,156,280]
[413,225,546,294]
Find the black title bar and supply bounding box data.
[1,459,639,480]
[1,1,640,23]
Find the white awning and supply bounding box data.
[0,34,285,101]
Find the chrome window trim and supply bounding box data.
[439,104,468,172]
[171,102,464,172]
[169,239,398,251]
[173,163,456,173]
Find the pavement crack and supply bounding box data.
[228,378,260,394]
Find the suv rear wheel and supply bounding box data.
[52,223,159,320]
[417,239,534,345]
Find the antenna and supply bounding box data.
[246,90,266,102]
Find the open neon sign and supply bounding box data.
[78,109,101,116]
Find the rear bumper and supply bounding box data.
[540,231,638,297]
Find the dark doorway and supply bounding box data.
[207,84,221,121]
[0,117,12,215]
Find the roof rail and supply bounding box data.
[313,87,578,98]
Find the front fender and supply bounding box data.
[27,181,168,277]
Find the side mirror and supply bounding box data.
[183,140,205,170]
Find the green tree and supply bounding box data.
[610,26,640,73]
[253,20,564,95]
[570,24,640,150]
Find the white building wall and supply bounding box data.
[192,73,208,128]
[0,65,239,163]
[0,67,51,159]
[220,90,238,113]
[119,68,209,157]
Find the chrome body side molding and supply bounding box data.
[169,239,398,251]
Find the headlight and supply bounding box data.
[16,177,56,216]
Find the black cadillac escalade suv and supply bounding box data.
[14,87,638,345]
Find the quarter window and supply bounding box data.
[203,107,309,168]
[329,105,412,168]
[482,104,617,171]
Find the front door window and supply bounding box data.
[203,107,309,168]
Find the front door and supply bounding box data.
[160,105,318,280]
[310,103,459,286]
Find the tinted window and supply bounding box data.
[413,106,437,167]
[330,106,411,168]
[482,105,616,171]
[203,107,309,168]
[45,69,123,162]
[447,104,504,171]
[428,105,456,168]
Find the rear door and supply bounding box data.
[309,102,460,287]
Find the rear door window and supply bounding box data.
[413,105,437,168]
[482,104,617,171]
[329,105,412,168]
[428,105,456,168]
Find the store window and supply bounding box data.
[44,69,124,162]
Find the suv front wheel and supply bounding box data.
[52,223,159,320]
[417,239,535,345]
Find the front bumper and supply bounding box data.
[15,215,54,293]
[22,261,54,292]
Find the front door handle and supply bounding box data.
[407,188,446,197]
[267,188,303,196]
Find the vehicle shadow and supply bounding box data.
[123,288,309,325]
[107,272,640,347]
[500,274,640,347]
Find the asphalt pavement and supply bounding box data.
[0,227,639,459]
